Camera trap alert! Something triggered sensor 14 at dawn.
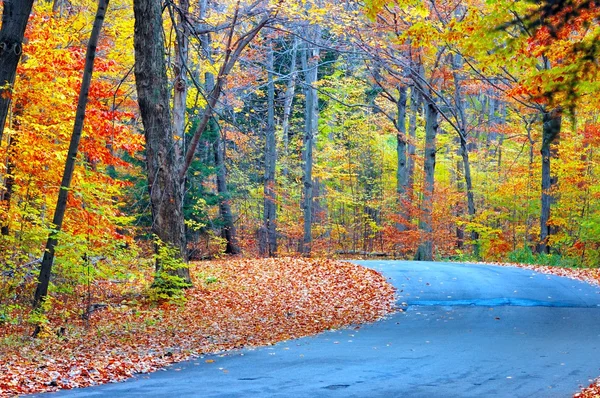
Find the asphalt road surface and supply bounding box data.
[36,261,600,398]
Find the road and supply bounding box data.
[37,261,600,397]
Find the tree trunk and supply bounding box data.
[46,0,65,14]
[199,0,239,255]
[33,0,110,310]
[171,0,189,158]
[414,99,438,261]
[539,108,561,254]
[0,129,16,236]
[281,36,298,178]
[213,119,239,254]
[407,87,419,195]
[459,132,478,255]
[262,40,277,256]
[396,85,409,230]
[452,53,478,256]
[0,98,21,236]
[301,27,320,255]
[0,0,34,145]
[133,0,190,282]
[454,158,465,249]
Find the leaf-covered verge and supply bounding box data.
[0,258,395,396]
[478,261,600,287]
[576,382,600,398]
[478,261,600,398]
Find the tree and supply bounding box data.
[281,36,299,178]
[133,0,190,283]
[198,0,240,255]
[260,38,277,257]
[133,0,276,278]
[414,99,439,261]
[0,0,34,144]
[33,0,110,310]
[170,0,189,157]
[455,0,568,254]
[539,107,562,253]
[500,0,600,110]
[301,24,321,255]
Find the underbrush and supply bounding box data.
[507,247,584,268]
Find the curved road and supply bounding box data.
[38,261,600,397]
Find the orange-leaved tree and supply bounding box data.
[0,1,141,308]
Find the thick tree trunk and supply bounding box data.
[396,85,409,230]
[33,0,110,310]
[0,0,34,145]
[133,0,190,282]
[301,27,320,255]
[414,99,438,261]
[262,41,277,256]
[539,108,561,254]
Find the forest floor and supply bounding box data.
[0,258,396,396]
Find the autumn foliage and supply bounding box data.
[0,2,140,274]
[0,258,395,395]
[0,0,599,395]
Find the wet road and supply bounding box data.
[37,261,600,398]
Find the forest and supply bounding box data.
[0,0,599,394]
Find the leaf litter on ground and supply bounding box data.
[0,258,396,395]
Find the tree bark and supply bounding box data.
[0,0,34,145]
[46,0,65,14]
[396,85,409,230]
[414,99,438,261]
[0,129,16,236]
[539,107,561,254]
[0,96,24,236]
[452,53,479,255]
[213,118,239,254]
[262,40,277,256]
[407,88,418,195]
[133,0,190,282]
[458,133,478,253]
[33,0,110,309]
[281,36,298,178]
[454,158,465,249]
[171,0,190,158]
[301,27,320,255]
